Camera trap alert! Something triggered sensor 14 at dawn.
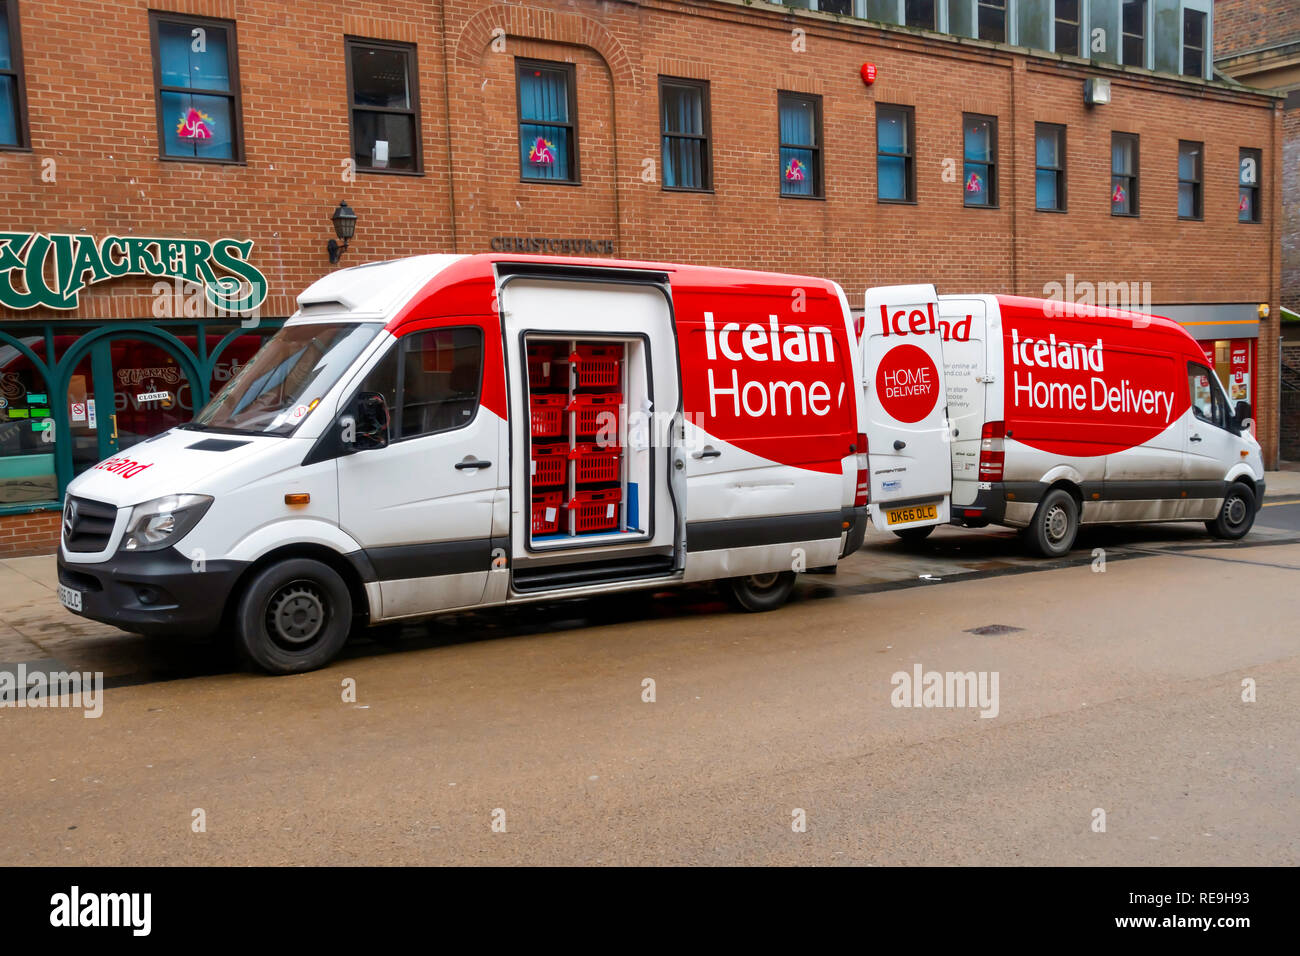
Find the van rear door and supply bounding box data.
[861,284,952,531]
[936,296,990,510]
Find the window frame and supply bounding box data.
[903,0,938,30]
[777,90,824,200]
[147,10,246,165]
[343,35,423,177]
[976,0,1007,43]
[962,113,999,209]
[658,75,713,193]
[0,0,30,151]
[876,103,916,205]
[1120,0,1148,69]
[515,58,580,186]
[1034,122,1066,213]
[1188,361,1230,432]
[362,327,486,445]
[1111,131,1140,217]
[1182,8,1207,79]
[1053,0,1081,57]
[1177,139,1203,221]
[1239,147,1262,225]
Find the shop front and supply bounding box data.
[0,320,282,512]
[0,233,277,545]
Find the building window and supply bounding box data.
[345,38,421,174]
[1111,132,1139,216]
[1034,123,1066,211]
[1183,9,1206,78]
[1239,148,1261,223]
[660,77,711,191]
[877,104,915,203]
[0,0,28,149]
[963,114,997,207]
[779,91,823,198]
[978,0,1007,43]
[149,12,243,162]
[817,0,853,13]
[1121,0,1146,67]
[1054,0,1081,56]
[517,60,578,183]
[904,1,936,30]
[1177,141,1203,220]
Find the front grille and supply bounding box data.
[63,496,118,553]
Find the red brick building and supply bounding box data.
[0,0,1284,554]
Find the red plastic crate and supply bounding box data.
[530,443,567,487]
[526,344,558,388]
[530,394,566,439]
[571,343,622,388]
[531,491,563,535]
[567,488,622,534]
[569,443,622,484]
[569,393,622,439]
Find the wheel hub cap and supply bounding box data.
[1226,496,1247,526]
[268,584,325,646]
[1046,506,1069,543]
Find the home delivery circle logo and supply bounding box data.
[875,342,939,423]
[0,233,268,313]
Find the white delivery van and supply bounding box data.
[56,254,947,673]
[872,291,1265,556]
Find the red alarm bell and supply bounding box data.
[860,62,877,85]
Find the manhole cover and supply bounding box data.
[964,624,1024,636]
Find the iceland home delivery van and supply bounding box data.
[866,291,1265,556]
[56,254,943,673]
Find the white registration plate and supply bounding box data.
[57,584,82,613]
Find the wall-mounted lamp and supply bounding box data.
[327,201,358,265]
[1084,77,1111,106]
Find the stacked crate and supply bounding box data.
[528,342,567,536]
[566,343,623,534]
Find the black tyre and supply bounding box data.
[892,525,935,544]
[722,571,797,612]
[234,558,353,674]
[1025,488,1079,558]
[1206,482,1256,540]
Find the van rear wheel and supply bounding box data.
[1025,489,1079,558]
[722,571,796,612]
[234,558,352,674]
[1206,482,1256,540]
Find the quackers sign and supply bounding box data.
[0,233,268,313]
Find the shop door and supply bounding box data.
[66,336,196,475]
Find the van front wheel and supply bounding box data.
[1206,483,1256,540]
[1025,489,1079,558]
[234,558,353,674]
[722,571,796,612]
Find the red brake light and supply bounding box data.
[854,432,870,506]
[978,421,1005,481]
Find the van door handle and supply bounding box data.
[455,457,493,470]
[894,440,906,450]
[1189,434,1203,443]
[692,446,721,460]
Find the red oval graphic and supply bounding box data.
[875,343,939,424]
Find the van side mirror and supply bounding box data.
[345,392,390,451]
[1235,400,1252,429]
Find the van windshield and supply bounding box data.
[190,322,380,435]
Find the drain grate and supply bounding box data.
[964,624,1024,636]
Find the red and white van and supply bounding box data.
[56,254,946,672]
[867,290,1266,555]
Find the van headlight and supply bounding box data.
[120,494,213,552]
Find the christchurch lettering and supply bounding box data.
[0,233,267,313]
[703,312,839,418]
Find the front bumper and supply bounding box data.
[57,547,246,638]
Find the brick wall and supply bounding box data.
[0,510,61,558]
[1213,0,1300,59]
